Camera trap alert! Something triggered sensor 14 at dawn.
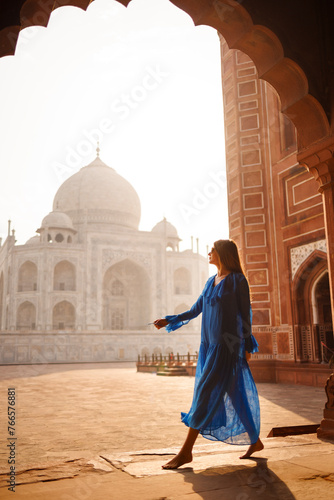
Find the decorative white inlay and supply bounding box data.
[290,239,327,278]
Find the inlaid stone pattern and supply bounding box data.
[251,326,294,360]
[102,249,152,271]
[290,239,327,278]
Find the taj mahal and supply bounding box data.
[0,148,208,364]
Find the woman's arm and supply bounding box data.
[154,294,204,332]
[238,275,259,354]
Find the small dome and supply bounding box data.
[25,235,40,245]
[41,211,74,230]
[152,218,179,239]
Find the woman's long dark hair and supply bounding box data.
[214,239,246,276]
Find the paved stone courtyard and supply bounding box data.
[0,362,333,499]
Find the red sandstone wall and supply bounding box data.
[219,36,326,363]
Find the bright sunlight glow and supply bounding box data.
[0,0,228,254]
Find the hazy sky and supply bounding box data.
[0,0,228,254]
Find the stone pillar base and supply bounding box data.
[317,410,334,441]
[317,372,334,442]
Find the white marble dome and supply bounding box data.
[25,235,40,245]
[152,218,179,239]
[41,211,74,230]
[52,156,141,230]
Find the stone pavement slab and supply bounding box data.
[0,363,333,499]
[0,436,333,500]
[100,435,334,478]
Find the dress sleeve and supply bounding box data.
[164,294,203,332]
[238,275,259,354]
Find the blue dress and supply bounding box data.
[165,272,260,445]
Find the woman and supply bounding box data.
[154,239,263,469]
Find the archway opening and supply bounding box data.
[53,260,76,291]
[18,261,38,292]
[102,259,150,330]
[313,272,333,363]
[53,300,75,330]
[16,301,36,331]
[293,251,328,363]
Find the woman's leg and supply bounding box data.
[162,427,199,469]
[227,365,264,459]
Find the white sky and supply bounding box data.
[0,0,228,255]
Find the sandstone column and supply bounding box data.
[299,139,334,441]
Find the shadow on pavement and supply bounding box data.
[176,458,296,500]
[256,383,325,423]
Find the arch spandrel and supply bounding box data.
[292,248,327,291]
[20,0,54,29]
[20,0,93,29]
[0,26,21,57]
[102,249,152,274]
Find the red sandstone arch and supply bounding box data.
[292,249,328,361]
[0,0,331,151]
[292,250,327,321]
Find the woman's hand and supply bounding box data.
[154,318,169,329]
[245,351,251,362]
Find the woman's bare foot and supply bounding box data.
[162,451,193,469]
[239,438,264,459]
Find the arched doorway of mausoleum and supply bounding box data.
[52,300,76,330]
[292,250,330,363]
[17,261,38,292]
[53,260,76,291]
[16,301,36,331]
[102,259,150,330]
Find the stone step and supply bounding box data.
[157,366,189,376]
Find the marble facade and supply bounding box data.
[0,153,208,363]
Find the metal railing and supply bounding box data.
[137,352,198,364]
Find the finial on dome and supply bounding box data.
[96,141,100,158]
